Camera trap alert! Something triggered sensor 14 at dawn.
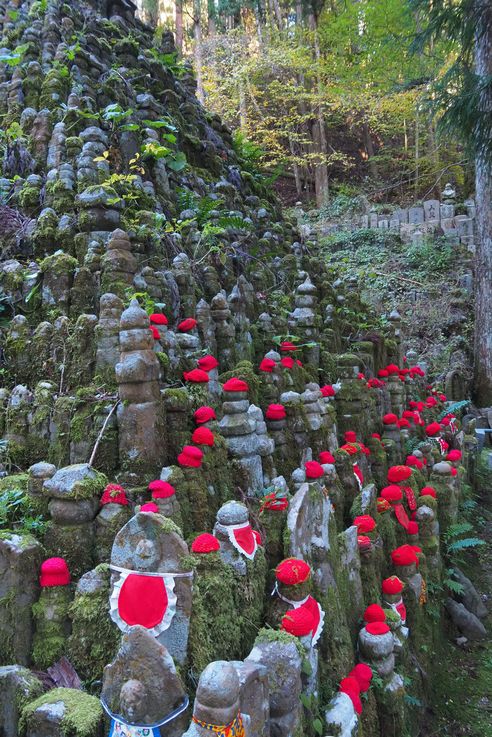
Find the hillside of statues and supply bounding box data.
[0,1,489,736]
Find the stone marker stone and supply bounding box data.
[0,532,44,665]
[408,207,424,225]
[445,598,487,640]
[102,626,188,735]
[232,659,270,737]
[0,665,44,737]
[423,199,439,221]
[325,691,358,737]
[110,511,192,664]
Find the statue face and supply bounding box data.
[119,679,147,722]
[135,538,157,568]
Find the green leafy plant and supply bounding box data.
[0,487,48,535]
[0,43,29,67]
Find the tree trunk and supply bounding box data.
[175,0,183,55]
[239,80,247,133]
[193,0,205,104]
[362,119,378,179]
[309,17,329,206]
[473,1,492,404]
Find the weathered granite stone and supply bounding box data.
[0,666,44,737]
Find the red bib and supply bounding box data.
[403,486,417,511]
[394,504,410,530]
[227,522,258,560]
[110,570,177,636]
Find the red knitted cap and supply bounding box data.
[340,443,358,456]
[380,485,403,502]
[140,502,159,513]
[319,451,336,464]
[407,521,419,535]
[377,497,392,513]
[378,369,389,377]
[383,413,398,425]
[387,465,412,482]
[281,607,315,637]
[40,558,70,587]
[350,663,373,692]
[194,406,216,424]
[197,355,219,371]
[426,422,441,436]
[223,378,249,392]
[266,404,286,420]
[354,515,376,533]
[365,621,390,635]
[192,427,215,446]
[275,558,311,585]
[149,313,168,325]
[398,418,411,428]
[382,575,404,595]
[259,357,276,372]
[320,385,335,397]
[280,356,295,369]
[191,533,220,553]
[364,604,386,623]
[344,431,357,443]
[149,480,176,498]
[178,318,197,332]
[183,369,209,383]
[406,455,423,469]
[357,535,372,550]
[177,445,204,468]
[305,460,324,479]
[150,325,161,340]
[391,545,418,566]
[446,450,462,462]
[420,486,436,498]
[100,483,128,506]
[386,364,400,374]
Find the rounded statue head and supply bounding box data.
[194,661,240,725]
[119,679,147,722]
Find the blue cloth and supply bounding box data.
[109,718,160,737]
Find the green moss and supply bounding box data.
[32,588,71,669]
[219,360,262,406]
[255,626,305,656]
[20,688,103,737]
[69,470,108,500]
[39,252,78,276]
[0,472,29,493]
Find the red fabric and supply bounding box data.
[341,443,358,456]
[281,607,315,637]
[260,493,289,512]
[451,467,458,476]
[406,455,423,469]
[149,313,168,325]
[398,418,411,428]
[40,558,70,587]
[396,600,407,622]
[280,356,295,369]
[149,480,175,498]
[382,575,404,595]
[365,621,390,635]
[223,378,249,392]
[266,404,286,420]
[320,384,335,397]
[394,504,410,530]
[178,445,204,467]
[421,486,436,498]
[339,677,362,714]
[259,358,276,372]
[192,533,220,553]
[150,326,161,340]
[364,604,386,623]
[140,502,159,513]
[319,451,336,464]
[446,450,462,462]
[391,545,418,566]
[183,369,209,383]
[233,524,256,556]
[426,421,441,436]
[101,483,128,506]
[357,535,372,551]
[192,427,215,446]
[280,341,299,352]
[403,486,417,511]
[371,432,381,439]
[354,515,376,533]
[387,465,412,482]
[350,664,373,692]
[386,363,400,374]
[198,355,219,371]
[302,596,322,640]
[407,521,419,535]
[305,460,324,479]
[377,497,392,513]
[118,573,168,628]
[276,558,311,585]
[344,431,357,443]
[295,359,303,367]
[178,318,197,332]
[253,529,262,546]
[383,413,398,424]
[194,406,216,424]
[378,369,389,377]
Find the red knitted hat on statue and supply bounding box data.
[357,535,372,551]
[407,521,419,535]
[177,445,204,468]
[148,480,176,498]
[100,483,129,506]
[387,465,412,483]
[149,313,168,325]
[383,413,398,425]
[382,575,404,595]
[198,355,219,372]
[446,450,462,462]
[275,558,311,585]
[194,406,216,424]
[281,356,295,369]
[222,378,249,392]
[259,357,276,372]
[406,455,423,469]
[398,418,411,428]
[320,385,336,397]
[281,607,315,637]
[183,369,209,383]
[40,558,70,587]
[364,604,386,623]
[380,485,403,502]
[421,486,436,498]
[178,318,197,332]
[191,533,220,553]
[319,451,336,464]
[140,502,159,513]
[391,545,418,566]
[377,497,392,513]
[354,515,376,533]
[378,369,389,378]
[365,621,390,635]
[305,460,324,479]
[339,677,362,714]
[266,404,286,421]
[426,422,441,436]
[192,427,215,446]
[344,431,357,443]
[386,364,400,374]
[349,664,373,692]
